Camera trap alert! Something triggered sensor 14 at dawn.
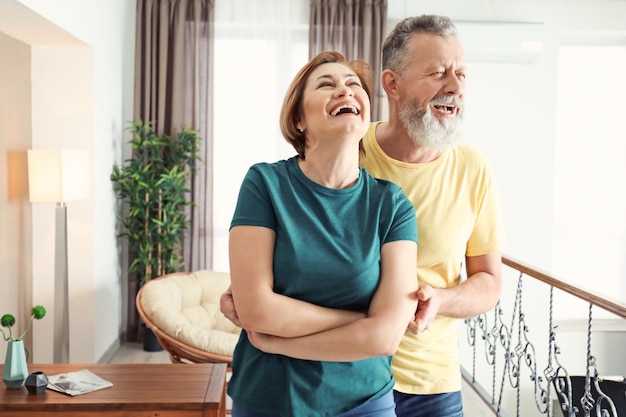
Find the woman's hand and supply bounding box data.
[220,286,241,327]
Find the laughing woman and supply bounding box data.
[227,51,418,417]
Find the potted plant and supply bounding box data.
[111,120,202,349]
[1,305,46,388]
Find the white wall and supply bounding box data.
[0,22,33,358]
[30,45,95,362]
[20,0,135,362]
[0,0,134,362]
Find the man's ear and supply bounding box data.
[381,69,400,102]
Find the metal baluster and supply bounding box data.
[546,285,578,417]
[582,304,619,417]
[496,272,523,416]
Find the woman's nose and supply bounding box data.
[334,84,354,97]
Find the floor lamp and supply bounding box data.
[27,149,89,363]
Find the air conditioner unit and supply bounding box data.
[455,21,544,64]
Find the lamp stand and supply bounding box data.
[54,202,70,363]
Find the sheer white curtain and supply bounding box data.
[212,0,309,271]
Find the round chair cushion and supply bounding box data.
[139,270,241,357]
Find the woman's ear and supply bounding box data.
[381,69,400,102]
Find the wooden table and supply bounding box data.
[0,363,226,417]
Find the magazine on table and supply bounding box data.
[46,369,113,396]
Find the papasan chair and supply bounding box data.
[136,270,241,367]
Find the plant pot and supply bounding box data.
[2,340,29,389]
[25,371,48,394]
[141,323,163,352]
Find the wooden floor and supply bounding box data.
[462,379,494,416]
[108,343,492,416]
[107,342,171,364]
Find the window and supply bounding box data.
[553,44,626,306]
[213,0,309,270]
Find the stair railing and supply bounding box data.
[461,255,626,417]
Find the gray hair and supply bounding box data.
[382,15,458,74]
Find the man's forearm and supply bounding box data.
[436,271,501,319]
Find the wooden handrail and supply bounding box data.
[502,255,626,321]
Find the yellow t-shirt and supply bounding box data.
[360,122,503,394]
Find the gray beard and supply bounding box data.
[398,97,463,151]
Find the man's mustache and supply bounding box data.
[430,96,464,112]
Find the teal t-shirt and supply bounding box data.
[228,156,417,417]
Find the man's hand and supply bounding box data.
[220,286,241,327]
[408,285,441,334]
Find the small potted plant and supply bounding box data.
[1,305,46,388]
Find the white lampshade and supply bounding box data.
[27,149,90,203]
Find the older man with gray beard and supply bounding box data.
[359,14,504,417]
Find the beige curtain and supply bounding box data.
[132,0,214,341]
[309,0,387,121]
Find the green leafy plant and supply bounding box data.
[110,120,203,286]
[1,306,47,342]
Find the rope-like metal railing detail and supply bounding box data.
[581,303,618,417]
[466,302,509,408]
[547,285,577,417]
[462,258,625,416]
